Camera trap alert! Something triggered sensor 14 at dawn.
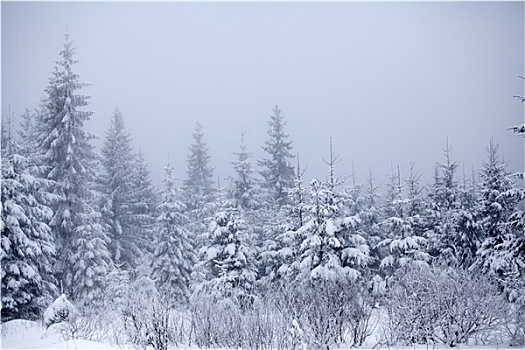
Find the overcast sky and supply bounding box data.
[2,2,524,189]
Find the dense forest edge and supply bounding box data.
[2,35,525,350]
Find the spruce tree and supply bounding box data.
[70,194,112,305]
[230,129,259,210]
[258,105,295,208]
[296,178,369,281]
[455,168,481,269]
[101,108,139,270]
[259,154,309,282]
[288,154,309,230]
[476,141,522,300]
[378,166,429,276]
[294,143,369,281]
[17,109,39,159]
[151,163,195,304]
[183,122,215,256]
[359,169,383,276]
[1,116,57,321]
[425,142,462,265]
[200,202,257,301]
[183,122,215,212]
[36,34,104,296]
[129,148,157,256]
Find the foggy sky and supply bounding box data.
[2,2,524,190]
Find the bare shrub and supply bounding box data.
[504,299,525,346]
[380,265,509,347]
[188,294,226,348]
[272,278,375,349]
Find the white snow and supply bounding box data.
[43,294,76,327]
[325,219,335,236]
[1,319,110,349]
[225,243,236,256]
[1,317,518,350]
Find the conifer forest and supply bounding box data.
[2,3,525,350]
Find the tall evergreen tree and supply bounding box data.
[151,163,195,304]
[199,203,257,301]
[425,142,462,265]
[183,122,215,256]
[287,154,309,230]
[455,167,481,269]
[183,122,215,212]
[36,34,104,296]
[101,108,139,270]
[295,179,369,281]
[378,166,429,276]
[129,148,157,256]
[475,141,522,300]
[293,143,369,281]
[359,169,383,275]
[1,115,57,321]
[70,193,112,305]
[258,105,295,208]
[17,109,39,159]
[230,129,259,210]
[344,162,364,217]
[259,154,309,282]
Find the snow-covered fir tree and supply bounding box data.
[259,155,309,282]
[475,140,523,301]
[199,198,257,301]
[378,166,429,277]
[230,129,259,211]
[183,121,215,212]
[258,105,295,209]
[344,163,364,217]
[425,142,462,265]
[36,34,104,296]
[129,148,157,257]
[404,164,427,237]
[70,193,112,306]
[455,167,481,269]
[287,154,309,230]
[359,169,383,276]
[183,122,216,254]
[382,166,402,220]
[16,109,40,160]
[293,144,369,281]
[230,129,275,285]
[297,178,368,281]
[151,163,195,304]
[101,108,139,270]
[1,117,57,321]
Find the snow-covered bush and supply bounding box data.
[42,294,76,328]
[380,264,508,347]
[43,293,121,343]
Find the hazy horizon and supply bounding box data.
[2,1,524,190]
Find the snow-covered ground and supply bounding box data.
[1,319,110,349]
[2,318,522,350]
